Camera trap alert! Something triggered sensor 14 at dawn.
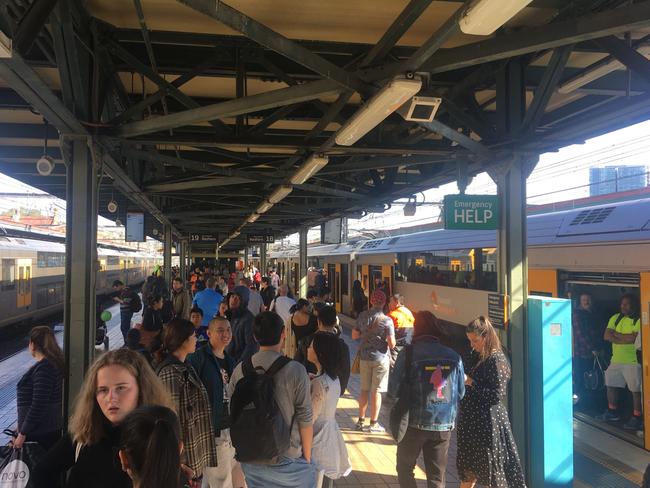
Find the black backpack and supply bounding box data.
[230,356,292,463]
[129,292,143,314]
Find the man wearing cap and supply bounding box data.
[352,289,396,433]
[226,285,259,364]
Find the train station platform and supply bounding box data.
[335,315,647,487]
[0,307,646,487]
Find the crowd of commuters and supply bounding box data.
[13,264,356,488]
[27,261,640,488]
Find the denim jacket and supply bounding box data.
[388,335,465,431]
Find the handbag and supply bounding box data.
[389,345,413,443]
[0,440,45,488]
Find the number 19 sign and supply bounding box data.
[443,194,499,230]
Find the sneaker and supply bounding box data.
[597,410,621,422]
[367,422,386,433]
[623,416,643,431]
[354,420,365,431]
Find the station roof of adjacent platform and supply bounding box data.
[1,0,650,250]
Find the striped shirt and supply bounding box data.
[17,358,63,436]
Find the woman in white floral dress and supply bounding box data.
[308,332,352,488]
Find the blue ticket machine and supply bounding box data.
[527,296,573,487]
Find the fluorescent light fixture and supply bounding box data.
[247,213,260,223]
[558,44,650,94]
[335,76,422,146]
[0,32,12,58]
[256,201,273,214]
[459,0,533,36]
[231,230,240,238]
[290,154,329,184]
[268,185,293,204]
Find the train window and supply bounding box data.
[396,248,497,292]
[341,264,349,295]
[107,256,120,265]
[1,259,15,290]
[37,282,64,307]
[37,252,65,268]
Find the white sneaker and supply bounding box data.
[367,422,385,433]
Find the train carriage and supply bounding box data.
[0,237,160,329]
[271,197,650,449]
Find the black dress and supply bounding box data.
[457,350,526,488]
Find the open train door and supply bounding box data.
[16,258,32,308]
[121,258,129,285]
[641,272,650,450]
[327,263,341,312]
[334,263,342,313]
[292,262,299,298]
[381,264,393,296]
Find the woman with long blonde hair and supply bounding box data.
[34,348,173,488]
[456,317,526,488]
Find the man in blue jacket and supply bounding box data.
[388,310,465,488]
[192,277,223,328]
[188,316,243,488]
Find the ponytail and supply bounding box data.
[466,316,502,362]
[139,418,181,488]
[119,406,182,488]
[29,326,64,371]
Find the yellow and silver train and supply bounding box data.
[271,198,650,449]
[0,236,161,329]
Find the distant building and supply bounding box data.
[589,165,648,196]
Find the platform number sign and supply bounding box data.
[189,234,218,243]
[443,194,499,230]
[247,234,274,244]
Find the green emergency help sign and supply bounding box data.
[443,194,499,230]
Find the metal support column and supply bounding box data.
[493,59,534,477]
[163,225,172,292]
[496,159,528,461]
[63,137,98,418]
[244,247,249,268]
[299,228,308,298]
[179,239,187,285]
[260,243,267,275]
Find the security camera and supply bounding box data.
[107,200,118,213]
[36,155,55,176]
